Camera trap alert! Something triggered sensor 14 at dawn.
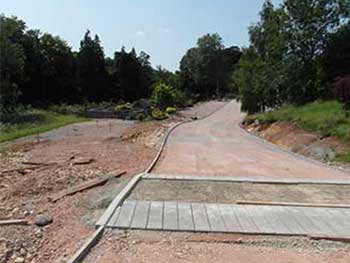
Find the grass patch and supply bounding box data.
[250,100,350,141]
[0,109,88,143]
[335,153,350,163]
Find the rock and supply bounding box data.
[35,214,53,227]
[14,257,25,263]
[302,145,336,161]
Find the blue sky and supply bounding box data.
[1,0,282,70]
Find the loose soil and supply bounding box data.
[244,121,350,169]
[84,230,350,263]
[127,179,350,205]
[0,101,224,263]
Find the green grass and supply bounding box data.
[250,100,350,142]
[0,110,88,143]
[335,153,350,163]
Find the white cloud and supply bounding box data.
[135,30,145,37]
[158,27,170,33]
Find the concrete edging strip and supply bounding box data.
[67,101,228,263]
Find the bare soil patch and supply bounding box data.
[84,229,350,263]
[128,179,350,205]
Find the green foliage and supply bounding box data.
[0,109,87,143]
[112,48,154,102]
[251,101,350,141]
[235,0,350,113]
[151,83,183,110]
[335,152,350,163]
[179,33,241,99]
[151,108,168,120]
[0,15,25,112]
[165,106,176,115]
[114,103,132,113]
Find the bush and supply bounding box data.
[333,76,350,116]
[151,83,184,110]
[165,106,176,115]
[151,109,168,120]
[114,103,132,113]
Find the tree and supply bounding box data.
[323,22,350,83]
[112,47,154,102]
[77,30,108,102]
[283,0,350,102]
[179,33,241,98]
[0,15,26,112]
[234,1,287,113]
[333,76,350,115]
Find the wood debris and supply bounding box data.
[49,171,126,202]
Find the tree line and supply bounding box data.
[0,15,241,114]
[234,0,350,113]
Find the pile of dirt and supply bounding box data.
[244,120,350,166]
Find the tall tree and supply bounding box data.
[179,33,241,98]
[283,0,350,102]
[0,15,26,112]
[77,30,108,102]
[323,21,350,83]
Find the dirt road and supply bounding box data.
[154,101,349,179]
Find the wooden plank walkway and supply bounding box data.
[106,200,350,236]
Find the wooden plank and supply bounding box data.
[147,201,163,230]
[218,204,241,232]
[259,206,291,234]
[243,205,277,233]
[274,206,305,235]
[51,171,126,202]
[231,205,260,233]
[192,203,210,231]
[106,207,121,228]
[236,200,350,209]
[115,201,136,228]
[96,173,143,227]
[205,203,226,232]
[326,208,350,234]
[0,219,28,226]
[130,201,150,229]
[163,202,178,230]
[178,202,194,231]
[290,207,324,235]
[303,208,338,235]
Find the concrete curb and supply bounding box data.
[67,101,228,263]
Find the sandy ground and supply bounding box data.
[153,101,349,179]
[128,179,350,204]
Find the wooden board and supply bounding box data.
[107,201,350,237]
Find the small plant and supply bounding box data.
[165,106,176,115]
[333,76,350,116]
[151,108,168,120]
[114,103,132,113]
[136,113,146,121]
[151,83,184,110]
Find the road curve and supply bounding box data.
[154,101,349,179]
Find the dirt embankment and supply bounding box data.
[243,120,350,168]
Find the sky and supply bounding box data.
[1,0,282,71]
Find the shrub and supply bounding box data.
[151,83,184,110]
[333,76,350,116]
[151,109,168,120]
[165,106,176,115]
[114,103,132,113]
